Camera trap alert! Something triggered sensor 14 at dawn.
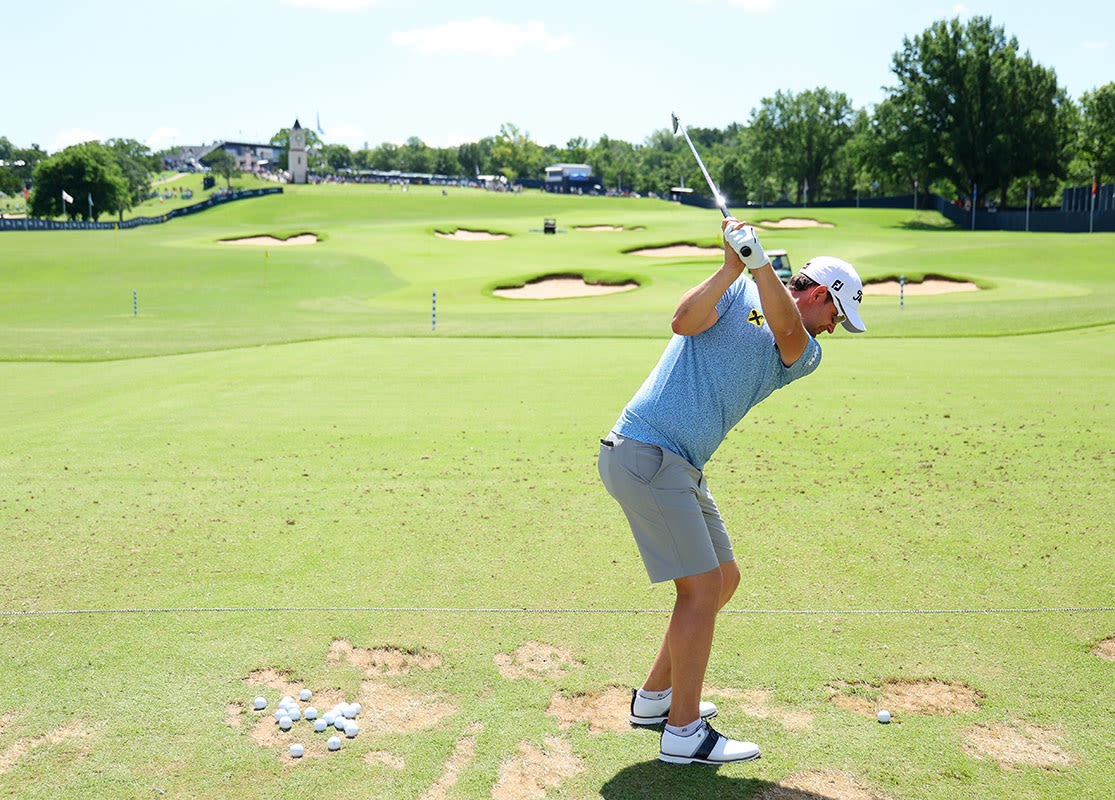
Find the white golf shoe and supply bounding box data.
[629,688,718,727]
[659,720,760,765]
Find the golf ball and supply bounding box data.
[313,719,327,733]
[343,705,356,719]
[290,743,304,758]
[304,706,318,720]
[278,716,292,731]
[878,709,892,724]
[280,695,295,707]
[299,689,312,701]
[350,702,362,716]
[327,736,341,751]
[252,697,267,711]
[323,712,336,725]
[344,722,358,739]
[334,717,347,731]
[288,708,301,722]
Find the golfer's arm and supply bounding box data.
[672,264,743,336]
[749,264,809,365]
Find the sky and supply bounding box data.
[5,0,1112,154]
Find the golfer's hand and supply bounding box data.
[722,218,769,271]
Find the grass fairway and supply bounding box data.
[1,186,1114,799]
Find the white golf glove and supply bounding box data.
[724,224,769,270]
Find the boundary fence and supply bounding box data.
[0,187,283,232]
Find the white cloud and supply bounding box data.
[728,0,774,9]
[282,0,380,9]
[1083,40,1110,50]
[392,18,573,57]
[322,123,366,144]
[49,128,101,153]
[145,127,181,150]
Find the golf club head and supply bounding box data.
[670,112,679,134]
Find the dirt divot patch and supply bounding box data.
[755,770,894,800]
[327,640,442,676]
[1091,636,1115,661]
[434,229,509,241]
[218,233,318,246]
[491,736,583,800]
[629,243,721,258]
[356,682,457,733]
[225,702,245,728]
[863,275,980,296]
[0,721,94,776]
[828,678,982,717]
[961,720,1078,770]
[419,723,483,800]
[494,642,584,680]
[546,687,632,734]
[365,749,406,770]
[493,274,638,300]
[707,687,814,731]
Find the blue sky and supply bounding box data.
[7,0,1112,154]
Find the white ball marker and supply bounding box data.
[878,709,892,724]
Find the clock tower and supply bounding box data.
[289,119,307,184]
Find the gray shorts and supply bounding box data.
[598,433,734,583]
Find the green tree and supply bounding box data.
[0,167,21,196]
[750,87,855,204]
[105,138,157,208]
[433,147,460,176]
[371,143,400,171]
[887,16,1072,206]
[322,143,353,173]
[29,143,128,220]
[399,136,434,173]
[457,140,490,177]
[563,136,589,164]
[269,126,323,171]
[202,148,239,190]
[1079,82,1115,187]
[489,123,542,181]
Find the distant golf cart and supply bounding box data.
[767,249,792,284]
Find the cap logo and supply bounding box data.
[831,279,844,291]
[853,289,862,303]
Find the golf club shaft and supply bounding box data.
[676,123,729,217]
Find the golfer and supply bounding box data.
[599,217,865,764]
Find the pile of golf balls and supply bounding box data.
[249,690,363,756]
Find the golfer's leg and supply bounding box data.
[664,566,723,726]
[643,560,741,692]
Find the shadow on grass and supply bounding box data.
[888,218,963,231]
[600,760,840,800]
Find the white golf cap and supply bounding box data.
[800,256,866,333]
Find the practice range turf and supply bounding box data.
[1,184,1113,800]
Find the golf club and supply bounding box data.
[672,112,751,256]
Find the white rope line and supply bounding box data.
[2,605,1114,618]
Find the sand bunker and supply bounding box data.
[494,274,638,299]
[573,225,645,231]
[828,678,982,717]
[546,687,633,734]
[434,229,508,241]
[629,243,721,257]
[491,737,583,800]
[864,276,980,296]
[327,640,442,676]
[1092,636,1115,661]
[218,234,318,246]
[961,720,1078,770]
[759,218,834,229]
[494,641,583,680]
[707,687,814,731]
[755,770,895,800]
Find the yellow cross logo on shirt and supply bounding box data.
[748,309,765,328]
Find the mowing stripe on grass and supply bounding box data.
[3,605,1114,617]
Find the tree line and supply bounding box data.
[3,16,1113,220]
